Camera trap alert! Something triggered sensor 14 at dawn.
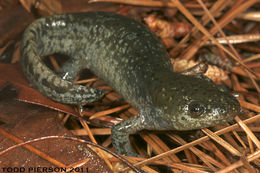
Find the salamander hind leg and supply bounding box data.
[57,83,105,105]
[29,63,105,105]
[54,58,105,104]
[58,56,86,82]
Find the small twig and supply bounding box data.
[205,34,260,45]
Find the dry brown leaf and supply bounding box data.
[0,99,112,173]
[0,63,79,116]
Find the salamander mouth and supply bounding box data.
[174,108,240,131]
[205,108,241,127]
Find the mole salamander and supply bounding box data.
[20,12,241,157]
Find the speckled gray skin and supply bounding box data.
[21,12,241,157]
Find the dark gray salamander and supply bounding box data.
[21,12,241,156]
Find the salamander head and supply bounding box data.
[151,72,241,130]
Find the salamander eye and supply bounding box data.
[189,102,205,117]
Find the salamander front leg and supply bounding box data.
[111,114,148,157]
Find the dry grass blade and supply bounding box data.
[123,157,159,173]
[231,130,247,149]
[168,163,210,173]
[237,11,260,21]
[216,149,260,173]
[71,128,111,136]
[232,67,260,80]
[234,116,260,149]
[168,134,224,171]
[242,157,257,173]
[201,128,242,156]
[78,109,113,169]
[141,132,180,162]
[173,0,258,78]
[248,135,254,154]
[90,0,213,8]
[243,53,260,63]
[171,0,229,54]
[120,157,159,173]
[75,78,99,84]
[196,0,260,98]
[89,0,177,8]
[49,56,60,72]
[203,140,235,168]
[239,100,260,112]
[190,0,260,99]
[90,104,130,119]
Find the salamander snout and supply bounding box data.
[172,93,241,131]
